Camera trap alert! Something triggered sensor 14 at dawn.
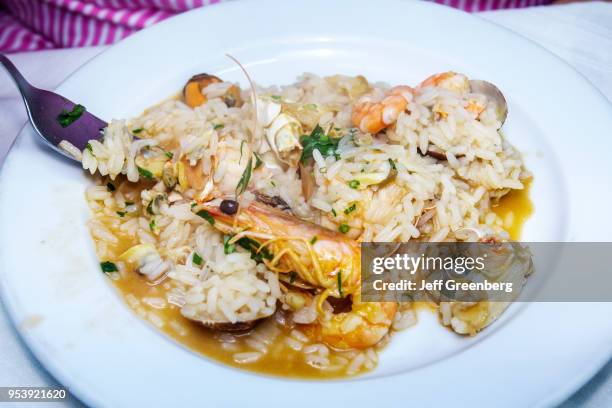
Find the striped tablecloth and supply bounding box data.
[0,0,553,53]
[0,2,611,406]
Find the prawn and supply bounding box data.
[351,85,414,134]
[418,71,470,93]
[420,71,487,117]
[198,199,397,349]
[303,292,397,350]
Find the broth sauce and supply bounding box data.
[98,181,533,379]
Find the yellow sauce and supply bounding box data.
[95,179,533,379]
[492,178,533,240]
[113,273,350,378]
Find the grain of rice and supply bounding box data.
[346,353,366,375]
[233,352,262,364]
[290,329,309,343]
[168,320,188,336]
[142,297,166,309]
[245,338,267,353]
[147,311,165,328]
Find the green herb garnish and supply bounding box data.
[146,200,154,215]
[337,271,343,297]
[348,179,360,189]
[196,209,215,225]
[164,150,173,159]
[254,152,263,169]
[100,261,118,273]
[270,95,282,101]
[235,156,253,196]
[213,124,224,130]
[331,208,337,217]
[289,272,297,284]
[116,211,126,217]
[132,127,144,134]
[57,104,85,128]
[106,182,116,192]
[223,236,236,255]
[339,223,350,234]
[310,236,318,245]
[344,203,357,215]
[300,125,340,163]
[125,201,134,206]
[388,158,397,170]
[236,237,273,263]
[149,218,156,231]
[137,166,154,180]
[193,252,203,266]
[239,140,246,163]
[85,142,93,153]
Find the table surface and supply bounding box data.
[0,2,611,407]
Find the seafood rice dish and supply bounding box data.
[76,68,532,377]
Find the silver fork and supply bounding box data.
[1,53,106,161]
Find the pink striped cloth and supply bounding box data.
[0,0,552,53]
[433,0,551,12]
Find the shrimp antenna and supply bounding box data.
[225,53,258,146]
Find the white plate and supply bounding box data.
[1,0,612,406]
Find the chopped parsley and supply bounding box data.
[137,166,154,180]
[193,252,203,266]
[304,103,318,110]
[116,211,126,217]
[196,209,215,225]
[348,179,360,189]
[239,140,246,163]
[235,156,253,196]
[85,142,93,153]
[300,125,340,163]
[344,203,357,215]
[132,127,144,134]
[213,123,224,130]
[310,236,318,245]
[331,208,337,217]
[388,158,397,170]
[289,272,297,284]
[100,261,118,273]
[57,104,85,128]
[236,237,273,263]
[270,95,282,101]
[164,150,173,159]
[125,201,134,206]
[106,182,116,192]
[149,218,156,231]
[223,236,236,255]
[337,271,343,297]
[146,200,154,215]
[270,180,276,187]
[253,152,263,169]
[339,223,350,234]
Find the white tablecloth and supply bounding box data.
[0,2,611,406]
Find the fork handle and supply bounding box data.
[0,53,34,96]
